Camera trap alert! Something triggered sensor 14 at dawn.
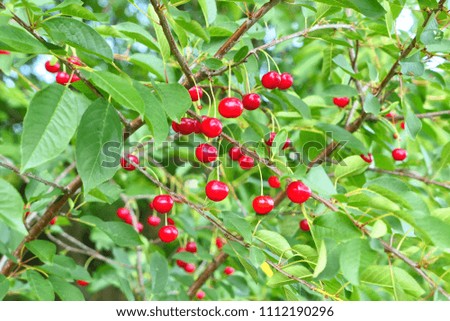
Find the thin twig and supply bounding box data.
[149,0,195,85]
[368,168,450,190]
[0,159,69,193]
[366,110,450,122]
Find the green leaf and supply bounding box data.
[313,0,385,18]
[316,123,367,153]
[313,212,360,242]
[361,266,425,297]
[233,46,249,62]
[172,252,197,263]
[154,83,192,121]
[25,240,56,263]
[129,54,165,80]
[339,239,363,285]
[198,0,217,25]
[281,92,311,119]
[175,19,209,42]
[150,252,169,294]
[21,84,90,171]
[42,17,113,61]
[267,265,312,287]
[0,25,48,54]
[255,230,293,259]
[115,22,159,51]
[370,220,387,238]
[420,15,443,45]
[223,212,252,243]
[333,54,354,74]
[135,82,169,146]
[363,92,381,115]
[334,155,369,181]
[324,84,358,97]
[249,247,266,266]
[400,53,424,77]
[85,181,122,204]
[405,109,422,139]
[0,275,9,300]
[348,189,401,212]
[49,276,85,301]
[148,5,170,60]
[81,215,142,247]
[416,217,450,249]
[0,178,26,235]
[58,4,99,21]
[27,270,55,301]
[76,99,123,195]
[304,165,336,197]
[313,241,327,278]
[90,71,144,114]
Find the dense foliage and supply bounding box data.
[0,0,449,301]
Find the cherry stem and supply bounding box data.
[202,89,213,117]
[257,164,264,196]
[144,166,163,194]
[260,49,280,73]
[242,63,251,93]
[228,63,232,97]
[216,161,220,181]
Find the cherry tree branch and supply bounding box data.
[149,0,195,85]
[368,168,450,190]
[0,158,69,193]
[366,110,450,121]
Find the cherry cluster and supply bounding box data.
[332,98,408,163]
[44,56,82,85]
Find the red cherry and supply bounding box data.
[167,218,175,225]
[117,207,131,221]
[158,225,178,243]
[252,196,275,215]
[278,72,293,90]
[265,132,276,146]
[172,121,181,133]
[50,217,57,225]
[45,60,60,73]
[242,93,261,110]
[205,180,229,202]
[136,222,144,233]
[120,154,139,171]
[286,181,311,204]
[224,266,235,275]
[238,155,255,170]
[188,86,203,101]
[123,215,133,225]
[392,148,407,161]
[152,195,174,213]
[216,237,224,249]
[76,280,89,287]
[261,71,281,89]
[176,247,187,268]
[184,263,196,273]
[299,219,310,232]
[197,105,203,110]
[333,97,350,108]
[228,146,242,161]
[195,143,218,163]
[69,73,80,83]
[201,117,223,138]
[186,241,197,253]
[283,138,291,150]
[360,153,373,164]
[268,176,281,188]
[68,56,82,66]
[194,119,202,134]
[400,122,405,130]
[0,50,10,55]
[147,216,161,226]
[196,290,205,300]
[178,118,197,135]
[56,71,70,85]
[385,112,396,119]
[218,97,243,118]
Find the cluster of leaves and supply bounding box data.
[0,0,449,301]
